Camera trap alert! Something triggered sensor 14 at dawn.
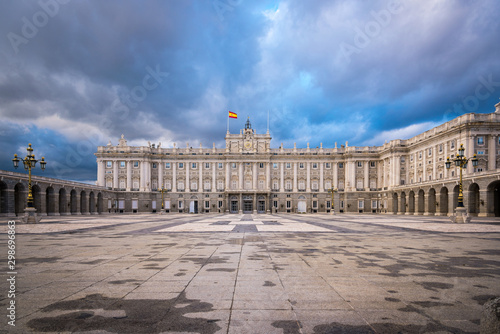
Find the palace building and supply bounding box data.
[94,102,500,216]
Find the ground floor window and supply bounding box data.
[205,201,210,209]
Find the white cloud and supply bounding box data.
[362,121,439,146]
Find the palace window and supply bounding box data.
[428,148,432,156]
[286,180,292,190]
[299,181,305,190]
[204,181,211,190]
[299,163,304,169]
[205,201,210,209]
[325,182,331,189]
[370,161,376,167]
[312,201,318,209]
[232,163,237,169]
[152,163,157,168]
[165,162,171,169]
[191,182,198,190]
[273,181,279,190]
[178,182,184,190]
[205,163,210,169]
[286,163,291,169]
[218,201,223,208]
[439,144,443,152]
[419,152,422,159]
[286,201,291,209]
[338,162,344,168]
[273,163,278,169]
[119,179,125,189]
[358,200,364,209]
[259,163,264,168]
[218,180,224,190]
[178,201,183,209]
[451,141,455,149]
[312,181,318,190]
[218,163,223,169]
[477,136,484,145]
[165,182,171,190]
[106,161,112,168]
[312,163,318,169]
[325,163,331,169]
[477,151,485,155]
[178,163,184,169]
[273,200,278,208]
[372,200,377,209]
[410,155,413,162]
[134,161,139,168]
[192,163,197,169]
[357,161,362,167]
[120,161,125,168]
[259,180,264,190]
[231,180,237,189]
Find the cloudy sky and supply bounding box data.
[1,0,499,182]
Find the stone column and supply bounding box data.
[479,189,488,217]
[433,145,437,180]
[97,160,105,187]
[306,162,311,192]
[212,162,216,192]
[444,141,449,179]
[186,161,190,192]
[225,162,230,190]
[126,161,132,191]
[144,161,151,192]
[466,135,474,175]
[239,162,243,190]
[395,156,400,187]
[413,154,417,182]
[253,162,257,190]
[199,162,203,192]
[172,162,177,192]
[333,162,338,189]
[320,162,324,192]
[113,161,118,189]
[488,135,496,170]
[280,162,284,192]
[364,161,369,190]
[158,161,163,190]
[293,162,298,192]
[266,162,271,190]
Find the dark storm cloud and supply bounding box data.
[0,0,499,181]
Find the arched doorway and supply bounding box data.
[89,192,95,214]
[468,183,480,215]
[0,181,8,216]
[70,189,77,214]
[59,188,67,215]
[409,191,415,214]
[487,181,500,217]
[427,188,436,215]
[400,192,406,214]
[298,195,306,213]
[14,183,25,216]
[417,189,425,214]
[243,195,253,213]
[80,191,87,214]
[392,193,398,214]
[439,187,449,216]
[46,187,55,215]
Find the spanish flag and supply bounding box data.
[229,111,237,119]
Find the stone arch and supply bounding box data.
[409,191,415,214]
[439,187,449,216]
[486,181,500,217]
[89,192,95,214]
[70,189,77,214]
[0,181,8,215]
[59,188,67,215]
[80,190,87,214]
[417,189,425,214]
[468,183,480,215]
[46,187,55,215]
[14,183,26,216]
[97,193,104,214]
[32,184,42,213]
[452,185,460,210]
[392,193,398,214]
[400,192,406,214]
[427,188,436,215]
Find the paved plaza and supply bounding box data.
[1,213,500,333]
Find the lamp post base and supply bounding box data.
[450,207,470,224]
[23,207,41,224]
[330,209,335,215]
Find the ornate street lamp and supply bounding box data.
[328,186,337,215]
[12,143,46,208]
[12,144,46,223]
[445,144,478,223]
[159,186,168,214]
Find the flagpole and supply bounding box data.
[227,112,229,133]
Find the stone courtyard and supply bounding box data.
[1,213,500,333]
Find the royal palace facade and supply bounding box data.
[92,103,500,217]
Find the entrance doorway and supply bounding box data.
[243,195,253,213]
[189,200,198,213]
[257,196,265,213]
[298,195,306,213]
[230,196,238,213]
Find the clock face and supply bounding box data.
[244,141,252,149]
